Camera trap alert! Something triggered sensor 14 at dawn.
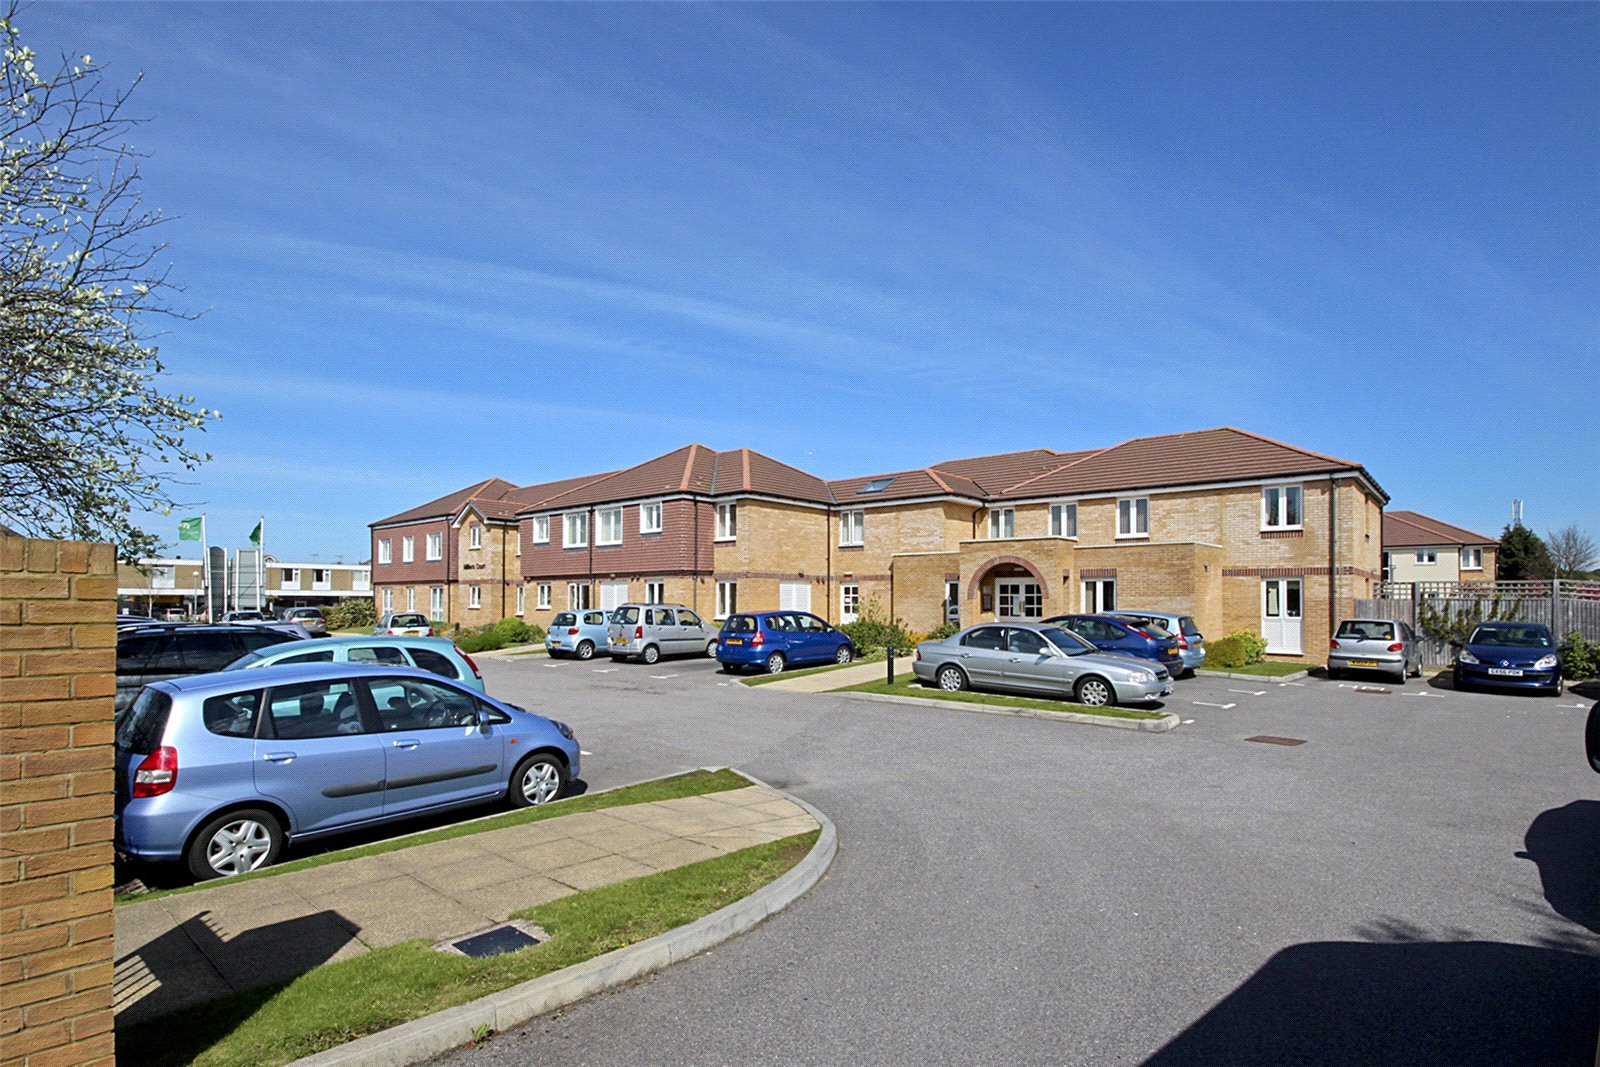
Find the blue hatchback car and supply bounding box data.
[1453,621,1564,695]
[1044,613,1185,675]
[115,662,581,881]
[224,635,485,692]
[716,611,856,674]
[546,610,612,660]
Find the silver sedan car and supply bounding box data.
[1327,617,1422,684]
[913,622,1174,707]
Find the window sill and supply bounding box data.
[838,544,864,552]
[714,537,736,544]
[1114,534,1150,541]
[595,542,622,549]
[641,529,663,537]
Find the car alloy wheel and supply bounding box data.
[834,645,854,664]
[642,645,660,665]
[765,652,786,674]
[576,640,594,660]
[512,755,566,807]
[937,665,966,691]
[187,808,283,881]
[1076,677,1114,707]
[706,639,719,658]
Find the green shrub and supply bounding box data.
[840,597,913,654]
[1564,631,1600,680]
[1221,629,1268,664]
[454,630,506,654]
[1207,635,1250,670]
[324,598,376,630]
[926,621,960,642]
[491,617,533,644]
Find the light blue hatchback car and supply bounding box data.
[115,662,580,881]
[224,635,485,693]
[546,610,612,660]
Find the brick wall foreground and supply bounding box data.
[1,535,118,1067]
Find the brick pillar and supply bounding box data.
[0,535,118,1067]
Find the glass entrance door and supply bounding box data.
[996,580,1042,620]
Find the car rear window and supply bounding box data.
[203,691,263,738]
[553,613,576,627]
[582,612,606,626]
[409,647,459,679]
[1338,621,1395,641]
[392,613,428,627]
[1180,617,1200,637]
[614,606,639,625]
[117,688,171,754]
[722,616,756,633]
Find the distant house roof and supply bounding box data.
[370,477,518,527]
[1383,510,1499,549]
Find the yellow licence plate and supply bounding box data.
[1349,659,1378,667]
[726,638,743,645]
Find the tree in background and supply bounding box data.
[1497,524,1554,581]
[1546,525,1597,580]
[0,4,215,559]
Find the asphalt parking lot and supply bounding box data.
[433,654,1600,1067]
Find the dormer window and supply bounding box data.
[858,477,896,495]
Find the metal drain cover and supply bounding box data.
[450,925,540,959]
[1246,735,1307,747]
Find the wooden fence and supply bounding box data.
[1358,579,1600,667]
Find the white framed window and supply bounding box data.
[646,579,665,604]
[469,585,481,609]
[716,580,738,619]
[406,587,416,611]
[531,516,549,544]
[469,524,482,550]
[597,507,623,546]
[1049,503,1078,538]
[563,513,588,548]
[425,532,442,560]
[312,568,330,590]
[354,569,370,591]
[429,586,444,618]
[1082,578,1117,613]
[568,581,591,610]
[1261,485,1304,530]
[841,583,860,623]
[1461,547,1483,571]
[715,503,737,541]
[1117,498,1150,538]
[281,567,300,589]
[1416,549,1437,565]
[988,508,1014,539]
[536,583,551,610]
[401,536,415,563]
[840,510,864,547]
[377,539,392,565]
[382,588,393,611]
[640,502,663,535]
[515,585,525,616]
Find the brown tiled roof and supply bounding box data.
[1003,427,1382,499]
[527,445,717,512]
[931,448,1097,494]
[371,477,516,526]
[711,449,834,504]
[827,466,987,503]
[1383,510,1498,548]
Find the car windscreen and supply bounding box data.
[1468,625,1552,648]
[1040,626,1095,654]
[117,688,172,754]
[1337,621,1395,641]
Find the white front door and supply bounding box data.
[779,581,812,613]
[1262,579,1303,655]
[599,581,629,611]
[996,580,1042,620]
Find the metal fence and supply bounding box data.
[1358,579,1600,667]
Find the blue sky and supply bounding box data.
[25,3,1599,563]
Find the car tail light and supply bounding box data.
[132,746,178,798]
[1330,639,1340,649]
[1387,642,1405,652]
[915,648,922,661]
[568,627,579,635]
[634,625,644,639]
[1176,634,1189,650]
[456,646,482,679]
[752,631,765,647]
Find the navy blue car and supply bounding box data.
[1453,622,1564,695]
[1044,613,1185,674]
[716,611,856,674]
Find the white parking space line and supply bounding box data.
[580,750,593,756]
[1279,682,1306,687]
[1193,701,1236,709]
[1355,686,1390,694]
[1558,702,1589,708]
[650,674,679,680]
[1406,692,1445,698]
[592,668,617,674]
[542,664,563,669]
[1228,689,1267,696]
[1182,719,1196,724]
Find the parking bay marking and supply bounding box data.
[1278,682,1305,688]
[1193,701,1237,709]
[1228,689,1267,696]
[591,668,618,674]
[1558,702,1588,708]
[650,674,679,680]
[1406,691,1446,699]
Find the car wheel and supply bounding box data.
[834,644,854,665]
[706,639,719,658]
[936,664,967,691]
[509,753,568,808]
[187,808,283,881]
[1393,671,1406,686]
[1326,666,1340,680]
[641,644,660,665]
[1409,660,1423,679]
[1453,670,1468,691]
[764,652,786,674]
[1075,676,1117,707]
[575,640,595,661]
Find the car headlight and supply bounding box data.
[550,719,575,740]
[1129,669,1154,683]
[1534,655,1558,670]
[1458,649,1479,665]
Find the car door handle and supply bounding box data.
[263,751,296,763]
[1008,657,1022,662]
[391,739,420,750]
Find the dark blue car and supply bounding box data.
[716,611,856,674]
[1043,613,1185,674]
[1453,621,1564,695]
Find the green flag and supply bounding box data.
[178,517,203,541]
[249,521,262,547]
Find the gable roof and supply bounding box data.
[371,477,517,527]
[930,448,1095,495]
[827,465,987,504]
[712,448,835,504]
[1383,510,1499,549]
[1002,427,1384,501]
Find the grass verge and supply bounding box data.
[836,673,1165,721]
[738,651,908,687]
[116,769,749,905]
[117,830,818,1067]
[1200,661,1311,677]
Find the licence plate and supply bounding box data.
[726,638,743,645]
[549,640,563,647]
[1488,668,1524,677]
[1349,659,1379,668]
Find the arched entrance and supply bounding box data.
[967,556,1048,621]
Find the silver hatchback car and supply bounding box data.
[1327,617,1423,683]
[913,622,1174,707]
[607,603,718,664]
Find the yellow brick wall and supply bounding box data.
[0,535,117,1067]
[452,520,517,628]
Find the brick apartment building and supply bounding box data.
[370,427,1388,658]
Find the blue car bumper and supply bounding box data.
[716,641,770,667]
[1455,662,1561,691]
